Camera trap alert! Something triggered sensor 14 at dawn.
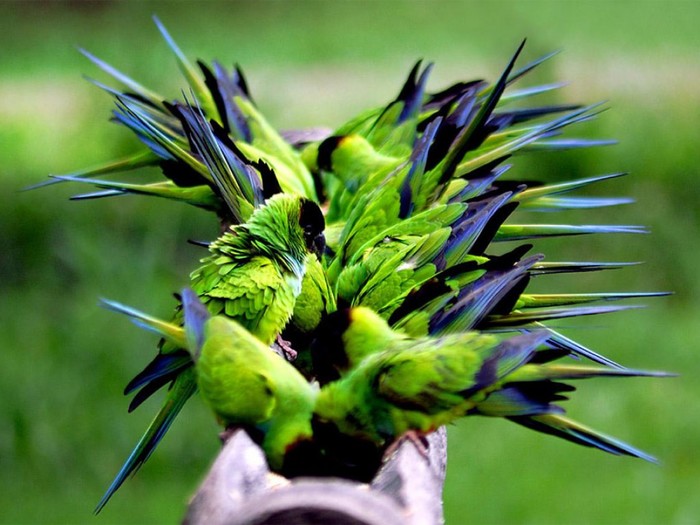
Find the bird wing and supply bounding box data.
[194,256,296,344]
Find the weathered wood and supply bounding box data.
[372,427,447,525]
[184,428,447,525]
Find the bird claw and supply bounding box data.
[384,430,430,460]
[273,335,298,361]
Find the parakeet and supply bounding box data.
[184,289,317,471]
[95,193,325,511]
[100,290,318,473]
[312,307,669,469]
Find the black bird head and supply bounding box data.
[299,198,326,258]
[316,135,345,172]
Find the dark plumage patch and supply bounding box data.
[489,274,530,316]
[234,64,252,100]
[491,179,543,192]
[299,199,325,235]
[198,60,230,134]
[121,91,159,108]
[420,79,485,115]
[310,416,385,481]
[299,199,326,255]
[159,159,207,188]
[461,337,538,400]
[398,171,413,219]
[124,350,191,395]
[483,244,533,270]
[253,159,283,199]
[209,119,246,160]
[316,135,344,172]
[509,380,576,404]
[527,348,571,364]
[387,276,452,326]
[430,252,542,333]
[469,201,519,255]
[310,309,353,384]
[125,357,192,412]
[423,103,460,172]
[467,352,502,395]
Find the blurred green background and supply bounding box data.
[1,1,698,523]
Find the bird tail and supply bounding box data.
[95,370,197,513]
[49,174,219,210]
[101,297,194,411]
[508,413,658,463]
[100,298,186,348]
[473,360,672,462]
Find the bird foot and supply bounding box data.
[274,335,298,361]
[384,430,430,460]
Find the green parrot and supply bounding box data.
[96,193,325,512]
[312,307,668,467]
[184,289,318,471]
[100,289,318,473]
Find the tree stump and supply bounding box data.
[184,428,447,525]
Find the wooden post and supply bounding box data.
[184,428,447,525]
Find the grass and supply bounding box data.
[2,1,698,523]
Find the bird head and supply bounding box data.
[311,306,400,384]
[244,194,325,270]
[298,198,326,258]
[316,135,344,172]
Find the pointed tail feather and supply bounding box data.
[100,298,186,348]
[95,371,198,513]
[512,364,675,382]
[24,151,157,191]
[53,176,219,210]
[100,298,193,409]
[540,326,624,369]
[79,48,164,108]
[508,413,658,463]
[124,353,191,406]
[152,16,217,119]
[436,40,526,186]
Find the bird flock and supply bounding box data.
[41,17,670,513]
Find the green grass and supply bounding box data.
[2,1,699,523]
